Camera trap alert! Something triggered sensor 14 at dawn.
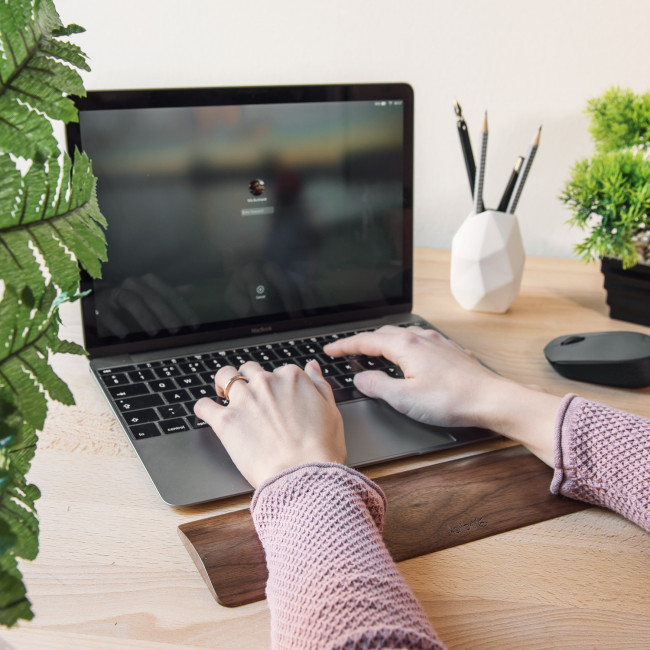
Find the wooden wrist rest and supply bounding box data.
[178,446,587,608]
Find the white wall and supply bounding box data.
[56,0,650,259]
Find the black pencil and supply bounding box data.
[454,99,477,201]
[497,155,524,212]
[473,111,488,214]
[507,126,542,214]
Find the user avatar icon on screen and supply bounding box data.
[249,179,265,196]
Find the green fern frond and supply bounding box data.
[0,0,89,160]
[0,0,106,628]
[0,151,107,297]
[0,563,33,627]
[0,387,37,627]
[0,283,87,429]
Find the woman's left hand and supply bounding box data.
[194,360,346,488]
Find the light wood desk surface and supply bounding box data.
[3,249,649,649]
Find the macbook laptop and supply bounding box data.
[66,83,494,506]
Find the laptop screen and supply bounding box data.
[67,84,414,357]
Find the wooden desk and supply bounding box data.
[3,250,649,649]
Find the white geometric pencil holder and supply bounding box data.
[450,210,525,313]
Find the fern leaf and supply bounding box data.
[0,0,89,159]
[51,337,86,356]
[0,151,107,296]
[0,483,40,561]
[0,283,83,428]
[0,386,37,626]
[0,566,33,627]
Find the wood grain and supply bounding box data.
[178,446,587,607]
[4,250,649,649]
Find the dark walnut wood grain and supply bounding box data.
[178,446,587,607]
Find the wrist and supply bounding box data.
[471,377,561,466]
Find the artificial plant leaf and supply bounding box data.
[51,337,86,356]
[0,519,17,555]
[0,151,107,297]
[0,283,80,428]
[0,482,40,561]
[0,567,34,627]
[0,0,89,159]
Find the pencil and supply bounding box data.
[506,126,542,214]
[454,99,477,200]
[473,111,488,214]
[497,155,524,212]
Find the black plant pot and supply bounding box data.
[601,257,650,327]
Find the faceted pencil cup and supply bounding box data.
[450,210,525,313]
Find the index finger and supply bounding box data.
[324,325,405,360]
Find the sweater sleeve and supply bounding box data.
[250,462,444,650]
[551,394,650,532]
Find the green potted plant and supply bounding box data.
[0,0,106,626]
[561,86,650,326]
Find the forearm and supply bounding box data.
[470,379,649,531]
[551,394,650,531]
[251,463,444,650]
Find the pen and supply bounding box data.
[507,126,542,214]
[497,155,524,212]
[454,99,477,201]
[473,111,488,214]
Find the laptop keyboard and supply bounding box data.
[97,323,427,441]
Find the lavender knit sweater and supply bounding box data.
[251,395,650,649]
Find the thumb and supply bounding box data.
[355,371,416,419]
[354,370,402,402]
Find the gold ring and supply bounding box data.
[223,374,249,400]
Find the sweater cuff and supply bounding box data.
[550,393,580,495]
[250,461,387,517]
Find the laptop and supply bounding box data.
[66,83,494,506]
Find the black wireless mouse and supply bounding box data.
[544,331,650,388]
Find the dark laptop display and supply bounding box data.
[67,84,494,506]
[69,85,413,357]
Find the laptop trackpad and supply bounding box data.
[341,399,457,467]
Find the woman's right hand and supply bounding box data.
[325,325,561,466]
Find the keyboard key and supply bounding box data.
[190,385,216,399]
[130,423,161,440]
[332,386,364,403]
[230,354,250,367]
[123,408,158,426]
[359,357,388,370]
[108,383,149,399]
[99,365,135,375]
[179,361,206,374]
[336,374,357,387]
[157,403,188,419]
[177,374,202,388]
[160,418,189,434]
[116,394,163,413]
[248,347,278,362]
[163,388,191,403]
[102,373,129,386]
[275,346,298,358]
[155,365,182,378]
[204,358,230,371]
[187,416,211,429]
[319,364,338,377]
[148,378,177,392]
[128,368,155,382]
[200,371,216,384]
[297,343,321,356]
[385,365,404,378]
[335,360,364,374]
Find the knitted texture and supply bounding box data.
[552,394,650,532]
[251,463,444,650]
